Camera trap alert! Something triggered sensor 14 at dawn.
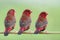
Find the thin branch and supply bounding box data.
[0,32,60,34]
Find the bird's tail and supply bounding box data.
[18,27,25,35]
[4,27,12,36]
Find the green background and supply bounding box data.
[0,0,60,40]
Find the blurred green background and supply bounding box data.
[0,0,60,40]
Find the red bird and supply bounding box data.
[4,9,16,36]
[34,11,48,34]
[18,9,32,35]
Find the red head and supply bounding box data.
[7,9,15,16]
[23,9,32,17]
[39,11,48,18]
